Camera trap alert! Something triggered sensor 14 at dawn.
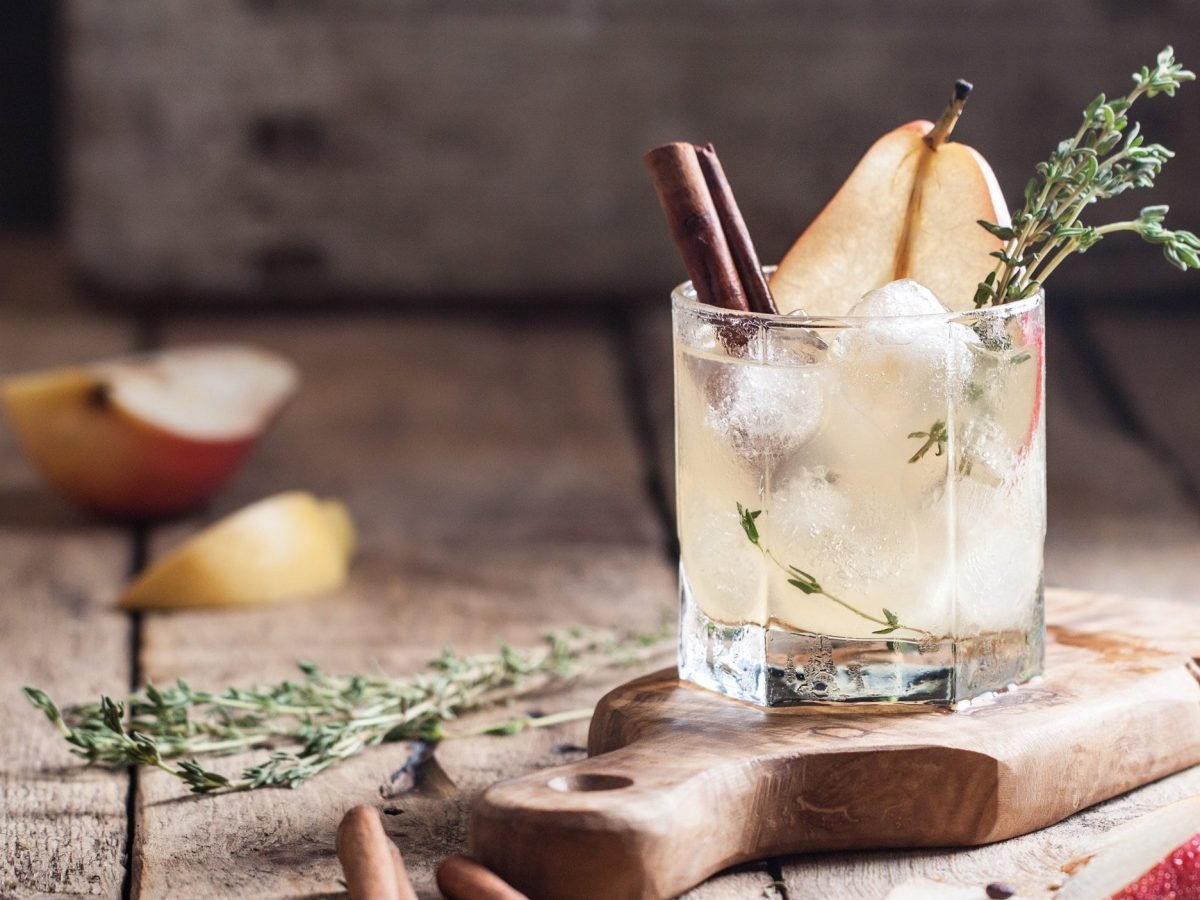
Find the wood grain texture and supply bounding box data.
[0,312,134,897]
[64,2,1200,302]
[471,590,1200,900]
[782,733,1200,899]
[1089,307,1200,493]
[128,315,677,898]
[1045,308,1200,602]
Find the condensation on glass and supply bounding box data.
[673,282,1046,706]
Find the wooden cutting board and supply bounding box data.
[469,589,1200,900]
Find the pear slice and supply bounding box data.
[772,82,1010,315]
[119,491,355,610]
[2,344,297,520]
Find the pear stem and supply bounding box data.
[924,79,973,150]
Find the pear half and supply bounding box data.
[119,491,355,610]
[2,344,297,520]
[772,84,1009,315]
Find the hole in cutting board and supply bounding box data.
[547,773,633,793]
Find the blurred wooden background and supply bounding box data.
[29,1,1198,304]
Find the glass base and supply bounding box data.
[678,577,1044,707]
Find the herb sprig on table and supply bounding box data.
[23,628,670,795]
[975,46,1198,306]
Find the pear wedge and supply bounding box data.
[119,491,355,610]
[772,82,1009,314]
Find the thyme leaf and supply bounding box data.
[907,419,949,463]
[737,501,762,546]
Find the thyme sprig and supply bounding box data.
[23,627,670,795]
[975,46,1198,307]
[907,419,949,463]
[736,503,930,638]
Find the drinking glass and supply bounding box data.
[673,279,1045,705]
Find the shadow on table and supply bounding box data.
[0,486,107,531]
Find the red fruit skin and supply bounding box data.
[1019,311,1045,459]
[1110,832,1200,900]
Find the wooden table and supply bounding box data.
[2,238,1199,898]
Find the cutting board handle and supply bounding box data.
[470,740,743,900]
[470,728,1011,900]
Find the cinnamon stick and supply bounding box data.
[436,855,529,900]
[694,143,777,314]
[644,143,749,311]
[336,806,417,900]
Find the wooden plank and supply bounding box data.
[1089,307,1200,497]
[1044,307,1200,601]
[682,865,783,900]
[65,1,1200,302]
[0,310,135,897]
[781,766,1200,899]
[129,315,677,897]
[0,237,86,313]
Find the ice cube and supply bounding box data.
[958,416,1013,488]
[678,496,768,626]
[954,470,1045,634]
[704,363,825,461]
[764,464,938,635]
[851,278,947,320]
[769,465,917,585]
[766,309,830,366]
[832,279,977,431]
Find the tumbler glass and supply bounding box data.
[673,279,1045,705]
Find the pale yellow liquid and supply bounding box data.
[675,312,1045,642]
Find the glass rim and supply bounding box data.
[671,268,1044,326]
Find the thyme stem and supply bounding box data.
[975,47,1198,306]
[736,503,931,639]
[23,627,672,795]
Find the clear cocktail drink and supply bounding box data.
[674,279,1045,705]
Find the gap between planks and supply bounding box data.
[607,308,678,564]
[121,316,162,900]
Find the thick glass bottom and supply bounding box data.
[678,574,1044,707]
